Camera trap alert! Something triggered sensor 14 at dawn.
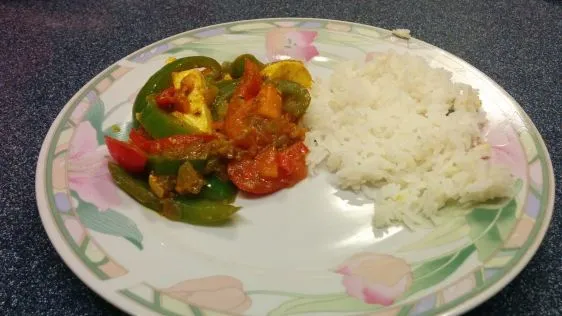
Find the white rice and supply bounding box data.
[304,52,513,228]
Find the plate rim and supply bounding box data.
[35,17,556,316]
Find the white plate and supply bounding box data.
[36,18,554,316]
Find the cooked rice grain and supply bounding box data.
[304,52,513,228]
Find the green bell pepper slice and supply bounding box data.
[109,161,239,225]
[275,80,311,118]
[211,79,239,121]
[108,162,162,212]
[138,97,201,138]
[229,54,264,79]
[133,56,222,127]
[147,156,206,175]
[199,175,238,202]
[162,197,240,225]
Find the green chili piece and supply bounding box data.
[199,175,238,202]
[275,80,311,118]
[107,162,162,212]
[162,198,240,225]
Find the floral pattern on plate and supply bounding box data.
[36,18,554,316]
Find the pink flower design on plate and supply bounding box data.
[485,123,526,179]
[266,28,319,62]
[336,253,412,306]
[53,121,120,210]
[161,275,251,313]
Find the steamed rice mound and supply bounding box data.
[304,52,513,228]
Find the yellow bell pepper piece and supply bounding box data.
[261,60,313,88]
[170,70,213,133]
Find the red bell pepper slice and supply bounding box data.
[128,128,153,153]
[129,128,217,155]
[148,134,218,154]
[236,58,263,101]
[105,136,147,173]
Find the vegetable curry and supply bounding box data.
[105,55,312,225]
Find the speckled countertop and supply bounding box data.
[1,0,560,315]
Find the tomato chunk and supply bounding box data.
[255,146,279,178]
[105,136,147,173]
[155,87,176,110]
[277,142,309,184]
[227,142,309,195]
[227,159,282,195]
[223,97,256,147]
[255,83,282,119]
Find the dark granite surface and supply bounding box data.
[1,0,560,315]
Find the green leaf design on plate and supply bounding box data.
[268,294,377,316]
[399,216,469,252]
[466,199,517,261]
[189,305,204,316]
[397,304,415,316]
[75,200,144,250]
[402,245,476,298]
[397,197,518,299]
[165,47,198,55]
[85,96,106,144]
[412,253,455,279]
[400,179,522,252]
